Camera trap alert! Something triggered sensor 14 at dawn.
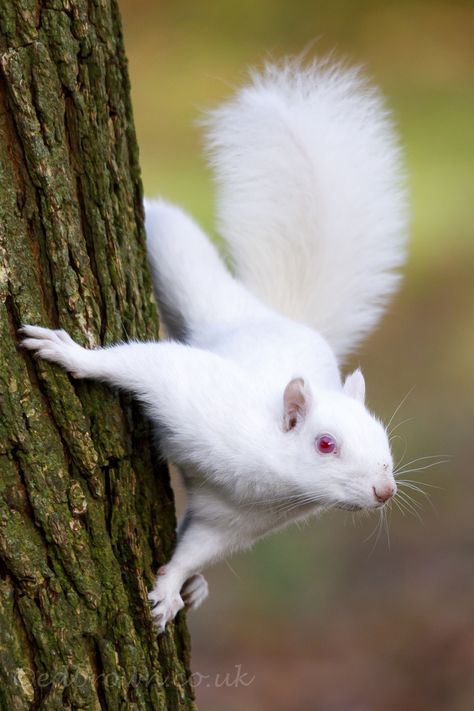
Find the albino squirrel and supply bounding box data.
[21,59,408,633]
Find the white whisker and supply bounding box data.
[400,478,444,493]
[395,460,450,477]
[383,506,391,551]
[392,496,408,517]
[395,453,452,472]
[398,481,438,514]
[393,437,409,470]
[388,416,414,438]
[365,509,385,556]
[396,491,424,523]
[386,385,416,433]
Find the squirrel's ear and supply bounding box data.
[283,378,311,431]
[343,368,366,404]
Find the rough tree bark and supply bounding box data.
[0,1,195,709]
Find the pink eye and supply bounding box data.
[316,434,337,454]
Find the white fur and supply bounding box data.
[21,58,406,633]
[204,58,408,361]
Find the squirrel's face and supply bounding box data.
[282,369,396,511]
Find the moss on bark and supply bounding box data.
[0,2,195,708]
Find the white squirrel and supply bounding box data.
[21,59,408,633]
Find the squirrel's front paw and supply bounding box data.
[20,325,87,378]
[148,566,185,634]
[181,573,209,610]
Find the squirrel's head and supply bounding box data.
[281,369,396,511]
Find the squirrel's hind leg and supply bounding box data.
[145,199,269,344]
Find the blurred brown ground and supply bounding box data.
[119,2,474,709]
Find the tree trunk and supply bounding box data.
[0,2,195,709]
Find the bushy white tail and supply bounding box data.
[204,59,408,361]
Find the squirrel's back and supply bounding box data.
[204,59,408,361]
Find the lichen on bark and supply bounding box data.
[0,2,195,709]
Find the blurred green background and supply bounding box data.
[119,2,473,709]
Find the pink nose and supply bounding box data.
[373,484,395,504]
